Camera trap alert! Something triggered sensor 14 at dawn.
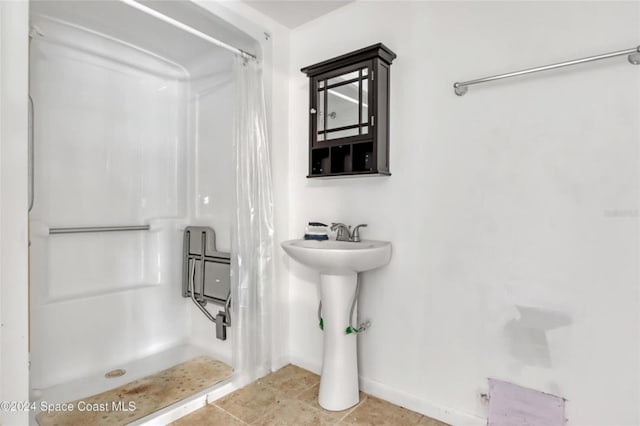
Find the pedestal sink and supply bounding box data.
[281,239,391,411]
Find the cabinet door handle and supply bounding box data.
[310,108,317,114]
[370,115,375,126]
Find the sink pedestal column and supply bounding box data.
[318,272,359,411]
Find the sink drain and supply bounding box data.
[105,369,126,378]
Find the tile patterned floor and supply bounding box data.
[172,365,449,426]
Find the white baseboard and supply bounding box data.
[271,355,291,372]
[289,353,322,375]
[359,376,485,426]
[289,354,484,426]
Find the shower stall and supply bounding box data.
[27,0,272,422]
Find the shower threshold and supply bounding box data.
[31,344,234,425]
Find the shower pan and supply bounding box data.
[27,0,269,423]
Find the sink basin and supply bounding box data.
[281,239,391,275]
[281,238,391,411]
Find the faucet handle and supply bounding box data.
[330,223,351,241]
[351,224,368,242]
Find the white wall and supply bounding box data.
[0,1,30,425]
[286,2,639,425]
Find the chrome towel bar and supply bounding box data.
[49,225,150,235]
[454,45,640,96]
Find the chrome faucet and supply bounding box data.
[330,223,351,241]
[351,224,367,242]
[330,223,368,242]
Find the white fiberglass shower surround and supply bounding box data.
[28,0,272,421]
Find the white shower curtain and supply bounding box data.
[231,54,274,384]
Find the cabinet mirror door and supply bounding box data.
[316,66,370,142]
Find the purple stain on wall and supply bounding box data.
[488,379,566,426]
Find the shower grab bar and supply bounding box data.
[28,95,35,212]
[49,225,150,235]
[454,45,640,96]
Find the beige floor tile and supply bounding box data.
[177,365,446,426]
[171,404,246,426]
[417,415,450,426]
[339,396,423,426]
[215,380,285,424]
[261,364,320,397]
[296,384,366,422]
[252,398,335,426]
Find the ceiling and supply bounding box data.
[242,1,353,29]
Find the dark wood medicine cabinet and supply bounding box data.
[301,43,396,178]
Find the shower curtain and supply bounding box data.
[231,54,274,384]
